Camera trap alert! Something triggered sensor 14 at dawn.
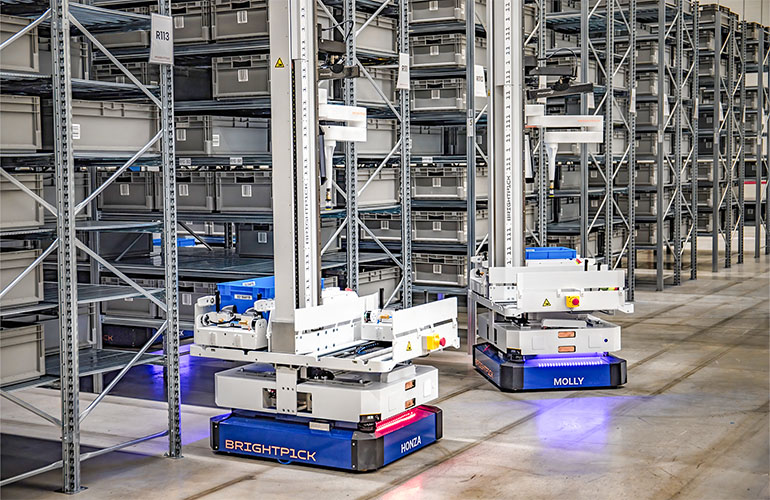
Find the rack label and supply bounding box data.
[149,14,174,65]
[396,53,410,90]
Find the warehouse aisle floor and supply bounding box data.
[1,255,768,500]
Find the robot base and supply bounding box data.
[473,342,626,391]
[210,405,442,471]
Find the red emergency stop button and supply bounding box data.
[566,295,580,308]
[439,337,446,347]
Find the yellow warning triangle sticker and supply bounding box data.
[406,341,412,351]
[274,58,285,68]
[542,298,552,307]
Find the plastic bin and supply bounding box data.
[218,276,326,314]
[412,165,489,200]
[412,209,488,244]
[0,250,44,308]
[212,0,268,40]
[100,232,154,259]
[42,100,160,153]
[351,118,398,157]
[39,37,87,79]
[411,126,444,156]
[354,12,396,56]
[637,73,669,96]
[413,253,467,287]
[0,95,42,152]
[525,247,577,260]
[236,219,340,257]
[215,170,272,212]
[554,196,580,223]
[359,213,403,241]
[101,276,161,319]
[179,281,217,321]
[410,0,487,23]
[619,190,673,217]
[98,171,158,212]
[556,165,581,190]
[176,116,270,155]
[94,63,213,101]
[0,322,45,386]
[94,6,152,48]
[356,167,400,207]
[213,54,270,99]
[43,171,91,222]
[359,267,400,302]
[171,1,212,43]
[353,68,397,106]
[172,171,216,212]
[411,33,487,69]
[0,14,39,72]
[412,79,486,112]
[1,173,44,229]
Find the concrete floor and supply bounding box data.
[1,254,768,499]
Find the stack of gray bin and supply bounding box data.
[407,0,499,297]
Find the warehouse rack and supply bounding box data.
[745,23,769,257]
[543,0,637,296]
[696,6,744,272]
[322,0,414,307]
[0,0,181,492]
[73,0,410,339]
[628,0,699,290]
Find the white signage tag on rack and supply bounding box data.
[396,52,410,90]
[149,14,174,65]
[474,64,486,98]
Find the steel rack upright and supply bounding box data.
[0,0,181,493]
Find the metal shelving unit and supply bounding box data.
[697,5,743,272]
[0,0,181,491]
[543,0,636,296]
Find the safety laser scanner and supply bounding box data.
[191,0,459,470]
[469,0,633,391]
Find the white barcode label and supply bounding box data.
[234,294,252,300]
[430,45,439,56]
[429,0,438,10]
[174,16,184,28]
[176,128,187,141]
[182,293,192,306]
[432,221,442,231]
[179,157,192,166]
[432,264,443,274]
[237,10,248,23]
[431,89,440,99]
[212,134,220,147]
[422,156,433,164]
[124,297,134,302]
[258,232,268,244]
[230,157,243,166]
[119,184,130,196]
[242,185,252,197]
[179,184,189,197]
[432,177,441,188]
[381,220,390,230]
[238,69,249,82]
[72,123,81,140]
